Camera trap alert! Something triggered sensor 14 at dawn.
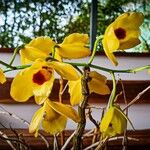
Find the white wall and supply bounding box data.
[0,104,150,130]
[0,53,150,130]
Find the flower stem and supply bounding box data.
[88,35,103,65]
[0,60,16,70]
[52,45,59,58]
[9,46,23,66]
[4,64,31,73]
[73,67,90,150]
[90,64,150,73]
[107,72,116,109]
[66,62,150,74]
[130,65,150,73]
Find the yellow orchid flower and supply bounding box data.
[68,71,110,105]
[57,33,91,59]
[29,99,80,136]
[20,33,91,65]
[100,106,127,139]
[0,68,6,84]
[102,12,144,66]
[10,59,79,104]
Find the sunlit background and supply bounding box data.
[0,0,149,53]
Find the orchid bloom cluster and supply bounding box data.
[0,12,149,148]
[11,33,91,136]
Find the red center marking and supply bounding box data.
[32,70,47,85]
[114,28,126,39]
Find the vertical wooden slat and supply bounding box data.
[90,0,98,50]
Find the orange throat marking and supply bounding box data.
[32,67,52,85]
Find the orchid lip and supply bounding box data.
[114,28,126,39]
[32,67,52,85]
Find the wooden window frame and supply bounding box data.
[0,129,150,150]
[0,78,150,104]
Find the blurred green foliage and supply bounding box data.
[0,0,149,52]
[0,0,84,47]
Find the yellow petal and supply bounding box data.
[100,106,127,138]
[20,36,56,64]
[102,37,118,66]
[28,36,55,53]
[100,107,114,133]
[11,59,51,102]
[68,78,83,106]
[103,24,120,53]
[21,46,49,63]
[10,68,33,102]
[102,23,119,66]
[112,108,127,134]
[119,38,141,50]
[58,33,91,59]
[49,61,79,80]
[30,59,55,104]
[31,58,48,69]
[62,33,89,44]
[42,117,67,135]
[88,71,110,95]
[115,12,144,30]
[54,49,62,62]
[58,45,91,59]
[47,99,80,123]
[89,71,107,82]
[33,74,54,105]
[20,50,33,65]
[119,29,141,49]
[42,103,67,135]
[29,105,45,135]
[0,68,6,84]
[11,59,55,103]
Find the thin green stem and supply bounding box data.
[65,62,87,67]
[66,62,150,74]
[4,64,31,73]
[109,72,116,107]
[90,64,150,73]
[130,65,150,73]
[0,60,16,70]
[52,45,59,58]
[88,35,103,65]
[9,46,23,66]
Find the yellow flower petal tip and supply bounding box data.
[29,99,79,136]
[68,71,110,106]
[47,100,80,123]
[100,106,127,139]
[29,101,67,136]
[68,77,83,106]
[20,36,56,64]
[58,33,91,59]
[0,69,6,84]
[88,71,110,95]
[102,12,144,66]
[49,61,79,80]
